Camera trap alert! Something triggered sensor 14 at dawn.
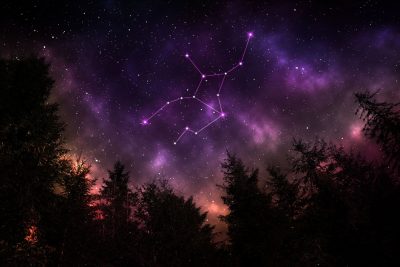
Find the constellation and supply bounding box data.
[142,32,253,144]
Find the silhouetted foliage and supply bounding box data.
[219,153,278,266]
[3,57,400,266]
[0,57,69,264]
[98,161,139,265]
[266,167,300,266]
[135,180,217,267]
[100,161,136,238]
[54,160,98,266]
[289,139,353,266]
[356,91,400,171]
[219,107,400,266]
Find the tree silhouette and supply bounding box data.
[135,180,217,267]
[100,161,136,238]
[0,57,69,264]
[3,55,400,266]
[355,91,400,171]
[54,159,98,266]
[98,161,138,265]
[289,136,400,266]
[267,166,299,219]
[219,153,277,266]
[354,91,400,265]
[266,166,300,266]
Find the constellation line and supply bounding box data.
[142,32,253,144]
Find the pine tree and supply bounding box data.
[290,139,345,266]
[219,153,275,266]
[56,159,97,265]
[266,167,300,266]
[135,180,217,267]
[267,166,299,219]
[0,56,69,263]
[355,91,400,171]
[100,161,136,238]
[99,161,138,265]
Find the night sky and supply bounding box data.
[2,1,400,226]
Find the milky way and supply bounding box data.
[2,1,400,226]
[142,32,253,144]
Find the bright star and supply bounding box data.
[142,33,252,144]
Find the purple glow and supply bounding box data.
[286,62,338,92]
[143,33,252,144]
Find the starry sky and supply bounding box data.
[2,1,400,226]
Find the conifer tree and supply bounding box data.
[99,161,138,265]
[0,57,69,263]
[56,160,97,265]
[355,91,400,171]
[219,153,274,266]
[135,180,216,267]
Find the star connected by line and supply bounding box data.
[142,32,253,144]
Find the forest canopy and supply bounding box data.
[1,56,400,266]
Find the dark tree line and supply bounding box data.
[0,56,220,266]
[218,92,400,266]
[1,56,400,266]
